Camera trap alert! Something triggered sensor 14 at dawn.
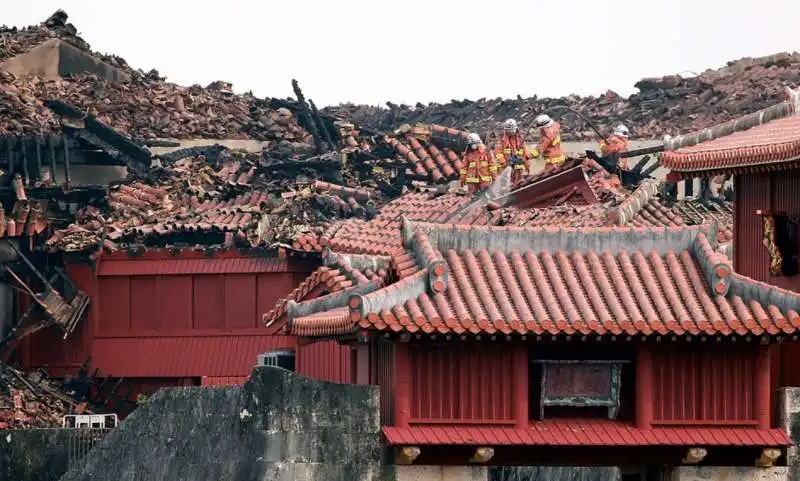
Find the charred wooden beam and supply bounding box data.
[62,135,71,186]
[618,144,665,158]
[291,79,323,155]
[309,99,337,152]
[48,136,57,184]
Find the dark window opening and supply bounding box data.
[528,344,634,422]
[774,214,799,276]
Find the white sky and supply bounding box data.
[5,1,799,107]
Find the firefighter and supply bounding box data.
[460,133,496,194]
[599,123,631,169]
[531,114,565,167]
[495,118,532,185]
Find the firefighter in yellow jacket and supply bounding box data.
[495,119,532,185]
[460,133,497,194]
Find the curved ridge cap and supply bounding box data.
[287,278,383,324]
[358,268,429,319]
[326,250,392,273]
[607,179,660,225]
[728,271,800,319]
[403,220,710,256]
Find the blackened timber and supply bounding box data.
[62,135,71,186]
[618,144,665,158]
[309,98,337,152]
[48,136,57,182]
[20,137,30,183]
[34,137,42,182]
[6,136,14,177]
[641,161,661,178]
[291,79,323,154]
[630,155,653,175]
[44,99,85,120]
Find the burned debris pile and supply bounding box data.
[0,363,76,429]
[0,72,315,147]
[325,52,800,140]
[45,148,388,253]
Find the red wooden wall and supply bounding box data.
[407,342,514,424]
[21,252,329,381]
[652,346,757,425]
[95,272,293,333]
[371,341,395,426]
[296,341,351,384]
[733,171,800,388]
[734,171,800,291]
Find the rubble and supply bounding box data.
[324,52,800,140]
[45,148,387,253]
[0,72,315,147]
[0,363,80,429]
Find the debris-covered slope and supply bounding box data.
[0,11,314,147]
[0,72,314,145]
[325,52,800,140]
[46,148,385,253]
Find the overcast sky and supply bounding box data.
[5,1,799,107]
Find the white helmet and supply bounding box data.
[534,114,553,128]
[503,119,518,133]
[467,132,482,146]
[613,123,630,138]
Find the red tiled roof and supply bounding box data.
[661,87,800,172]
[382,422,792,447]
[291,222,798,338]
[90,334,295,377]
[263,256,389,329]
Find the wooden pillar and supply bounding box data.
[635,345,654,429]
[513,344,529,429]
[394,342,411,428]
[354,343,370,385]
[755,344,773,430]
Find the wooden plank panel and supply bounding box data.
[129,277,158,330]
[98,277,130,331]
[158,275,193,329]
[223,274,256,328]
[193,275,224,329]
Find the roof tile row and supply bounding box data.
[291,222,793,338]
[382,422,792,446]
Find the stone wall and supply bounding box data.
[0,428,107,481]
[779,388,800,481]
[58,366,385,481]
[667,467,788,481]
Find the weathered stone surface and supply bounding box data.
[58,366,385,481]
[395,465,489,481]
[668,466,788,481]
[777,387,800,481]
[0,428,106,481]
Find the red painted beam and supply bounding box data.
[755,345,773,430]
[635,346,653,429]
[394,343,411,428]
[513,344,529,429]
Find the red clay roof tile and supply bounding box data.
[661,87,800,172]
[382,422,792,446]
[291,222,790,338]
